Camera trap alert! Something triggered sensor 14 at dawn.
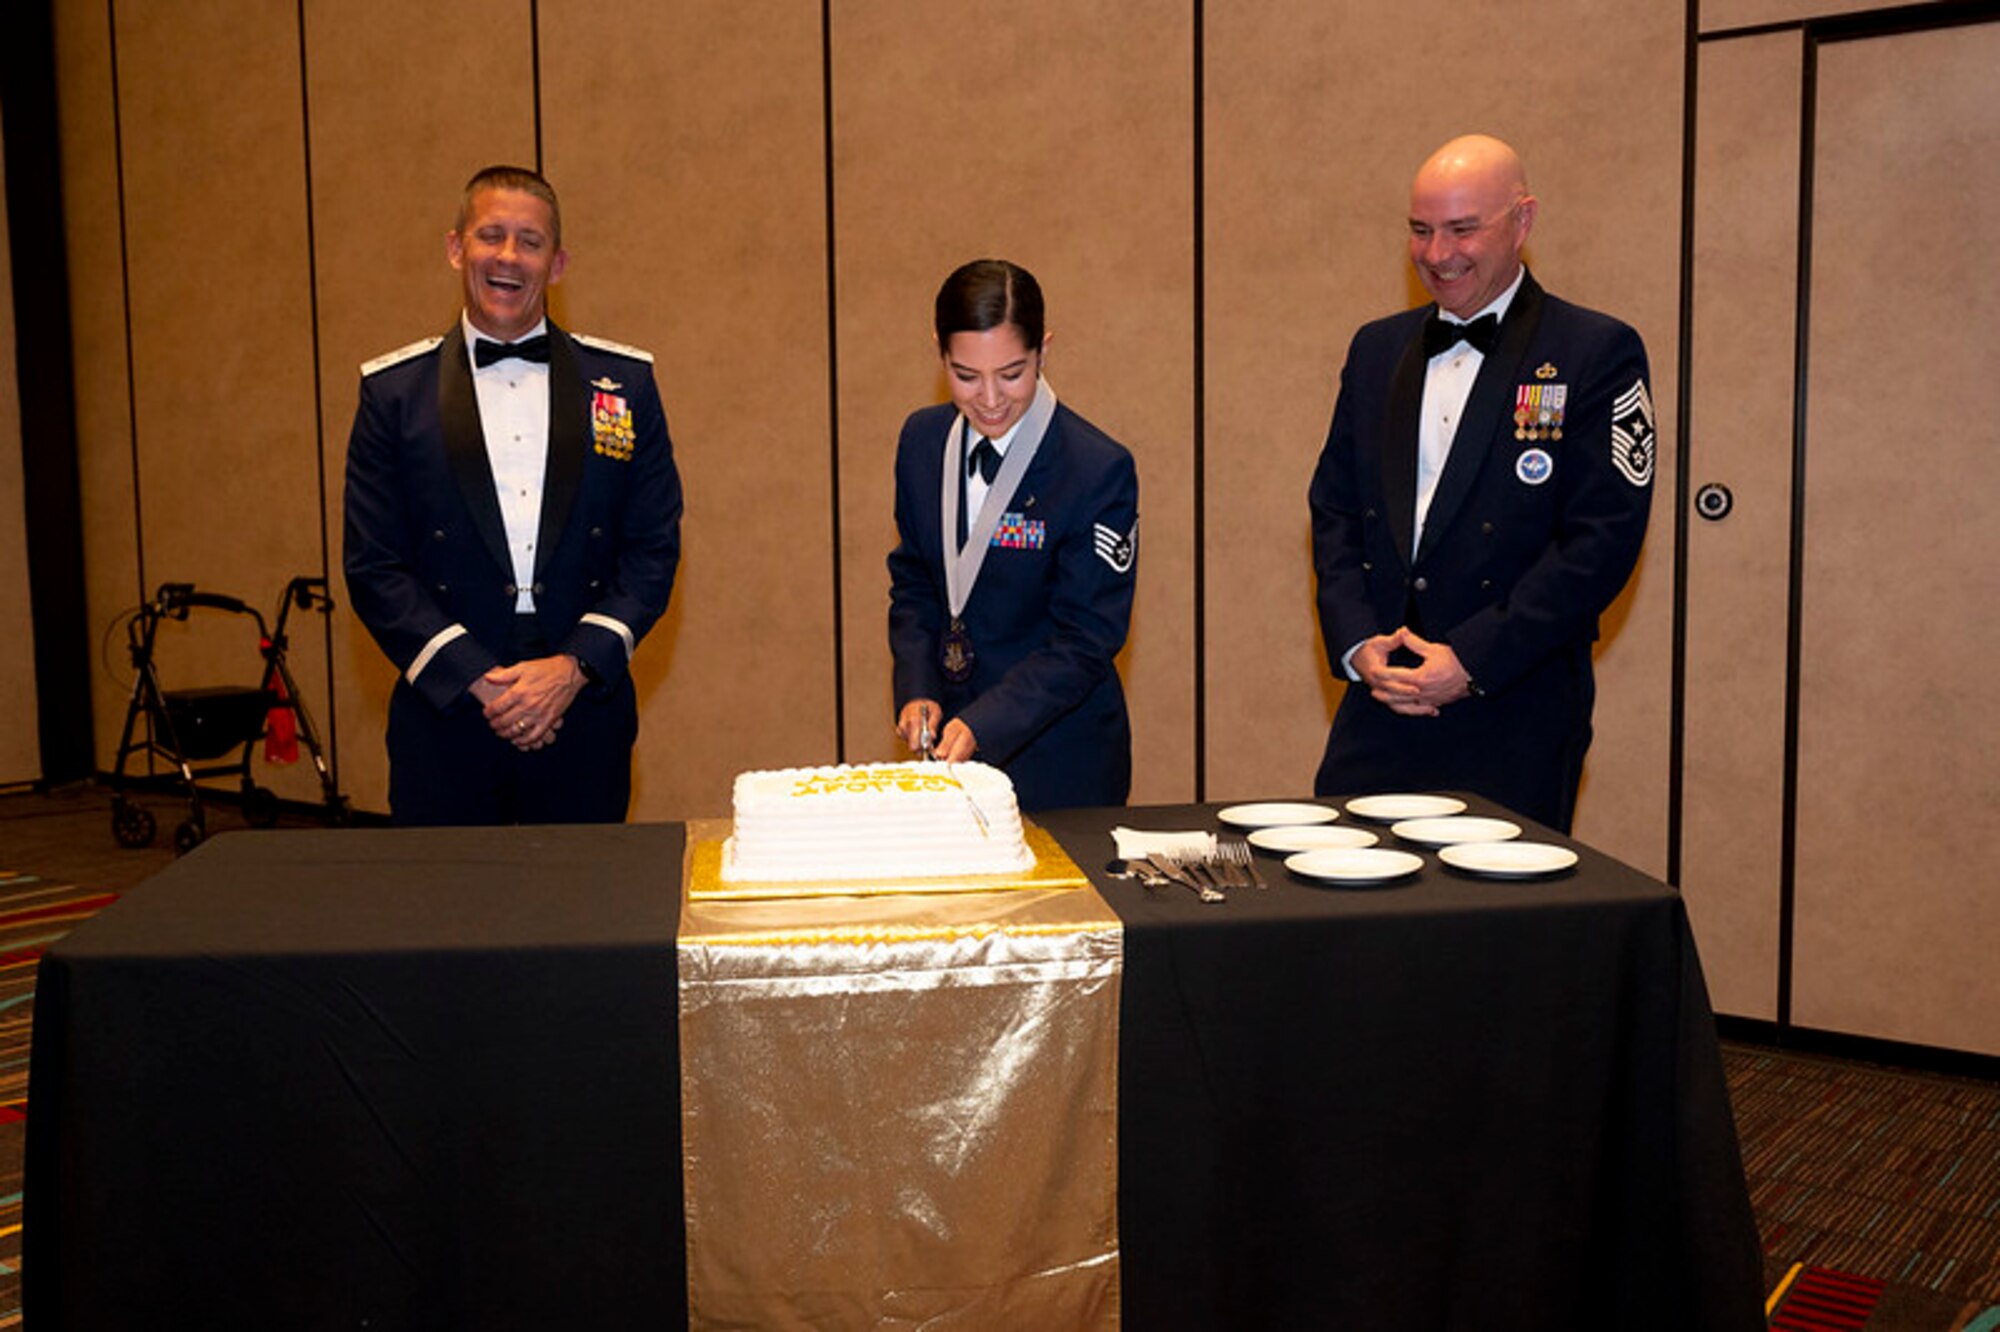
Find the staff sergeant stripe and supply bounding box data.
[1092,521,1137,573]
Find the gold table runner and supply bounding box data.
[678,819,1123,1328]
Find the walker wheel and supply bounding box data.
[111,798,157,849]
[244,785,280,828]
[172,818,206,856]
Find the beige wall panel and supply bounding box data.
[56,0,146,779]
[1538,50,1684,873]
[542,1,833,821]
[1681,33,1799,1020]
[1792,24,2000,1056]
[305,0,536,815]
[1204,1,1682,871]
[110,2,327,803]
[1702,0,1941,32]
[828,1,1197,804]
[0,111,39,783]
[1203,7,1412,802]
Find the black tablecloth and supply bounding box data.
[24,803,1763,1330]
[1042,802,1764,1331]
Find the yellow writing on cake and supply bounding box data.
[789,766,962,797]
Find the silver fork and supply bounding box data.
[1221,840,1267,889]
[1187,853,1233,896]
[1151,854,1225,903]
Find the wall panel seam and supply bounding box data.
[1776,28,1818,1034]
[1668,0,1699,887]
[820,0,845,762]
[1191,0,1206,802]
[293,0,338,788]
[106,0,144,610]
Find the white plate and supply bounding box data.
[1217,802,1339,830]
[1389,815,1522,847]
[1247,824,1380,853]
[1438,841,1579,878]
[1284,847,1425,883]
[1344,794,1468,821]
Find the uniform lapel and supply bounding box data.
[1003,401,1060,514]
[1382,325,1428,568]
[1416,272,1546,561]
[536,322,586,581]
[966,405,1060,602]
[436,323,514,577]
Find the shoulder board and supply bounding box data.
[570,332,654,364]
[360,336,443,377]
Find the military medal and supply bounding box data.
[1514,382,1567,442]
[938,379,1058,688]
[592,390,634,460]
[942,616,975,683]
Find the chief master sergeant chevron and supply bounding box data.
[1309,134,1653,833]
[343,165,682,825]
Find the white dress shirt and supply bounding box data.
[464,313,550,613]
[1413,267,1526,557]
[1341,267,1527,679]
[964,409,1027,519]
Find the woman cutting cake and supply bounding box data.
[888,259,1140,811]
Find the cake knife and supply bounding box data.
[943,761,992,837]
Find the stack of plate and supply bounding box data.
[1216,802,1339,830]
[1343,794,1466,822]
[1388,815,1522,847]
[1436,842,1578,877]
[1282,846,1425,884]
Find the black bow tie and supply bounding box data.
[1422,312,1500,358]
[474,333,550,368]
[967,438,1001,484]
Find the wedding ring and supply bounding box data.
[515,720,528,734]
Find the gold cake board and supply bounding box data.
[685,815,1088,902]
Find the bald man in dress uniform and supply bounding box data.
[1309,135,1654,832]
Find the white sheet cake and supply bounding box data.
[721,761,1035,883]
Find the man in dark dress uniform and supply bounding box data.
[1310,135,1654,832]
[344,166,682,824]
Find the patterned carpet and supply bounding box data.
[0,831,1994,1328]
[0,867,122,1329]
[1729,1041,2000,1330]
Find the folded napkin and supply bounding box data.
[1112,827,1217,861]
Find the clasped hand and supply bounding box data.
[1351,628,1471,717]
[896,699,977,763]
[471,654,586,751]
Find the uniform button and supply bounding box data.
[1364,508,1377,521]
[1481,522,1495,535]
[1413,576,1430,592]
[504,583,518,596]
[531,582,545,596]
[435,582,448,594]
[590,526,604,539]
[1361,561,1372,572]
[432,529,447,542]
[589,578,603,590]
[1481,579,1493,590]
